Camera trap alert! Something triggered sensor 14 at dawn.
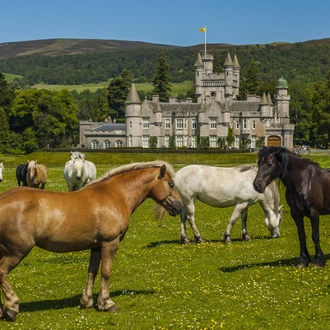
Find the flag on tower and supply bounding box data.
[198,27,206,32]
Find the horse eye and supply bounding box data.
[169,181,174,188]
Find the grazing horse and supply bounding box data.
[64,158,97,191]
[0,162,3,183]
[175,164,282,244]
[253,147,330,268]
[16,163,28,186]
[0,161,182,321]
[26,160,47,189]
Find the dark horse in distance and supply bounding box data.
[16,163,28,186]
[253,147,330,268]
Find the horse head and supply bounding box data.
[72,158,85,180]
[253,147,286,193]
[27,160,38,180]
[151,164,182,218]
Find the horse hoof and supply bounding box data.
[296,263,308,269]
[3,309,17,322]
[106,304,119,313]
[180,238,190,244]
[223,239,232,245]
[241,235,252,241]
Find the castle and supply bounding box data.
[79,52,294,149]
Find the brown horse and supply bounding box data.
[0,161,182,322]
[26,160,47,189]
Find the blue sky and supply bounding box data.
[1,0,329,46]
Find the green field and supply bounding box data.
[32,81,192,96]
[1,152,330,329]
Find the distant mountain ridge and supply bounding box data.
[1,37,330,59]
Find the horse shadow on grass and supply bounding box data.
[19,289,155,313]
[220,253,330,273]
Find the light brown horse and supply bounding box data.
[26,160,47,189]
[0,161,182,322]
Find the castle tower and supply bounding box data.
[224,53,234,102]
[233,54,240,98]
[194,53,204,100]
[275,77,291,124]
[125,83,142,147]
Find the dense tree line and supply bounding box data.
[1,42,330,87]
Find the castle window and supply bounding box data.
[165,119,170,129]
[116,140,123,148]
[91,140,99,149]
[165,135,170,147]
[192,118,197,129]
[143,118,149,129]
[142,135,149,148]
[129,121,132,129]
[235,121,239,129]
[176,135,183,147]
[243,119,248,129]
[210,135,217,147]
[104,140,111,149]
[191,136,196,148]
[252,120,256,130]
[176,119,183,129]
[129,135,132,147]
[210,118,217,129]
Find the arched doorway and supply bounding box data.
[267,136,281,147]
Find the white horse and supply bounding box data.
[64,158,97,191]
[71,151,85,161]
[0,162,4,182]
[174,164,283,244]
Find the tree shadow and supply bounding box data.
[19,289,155,313]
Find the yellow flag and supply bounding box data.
[198,27,206,32]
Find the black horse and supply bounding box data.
[253,147,330,268]
[16,163,28,186]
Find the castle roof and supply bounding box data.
[224,53,233,67]
[276,77,288,89]
[91,123,126,132]
[194,53,203,67]
[233,54,240,68]
[125,83,141,104]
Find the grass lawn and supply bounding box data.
[1,152,330,329]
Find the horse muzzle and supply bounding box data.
[168,199,183,217]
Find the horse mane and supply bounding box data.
[236,164,256,173]
[91,160,176,184]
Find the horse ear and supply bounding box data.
[158,165,166,179]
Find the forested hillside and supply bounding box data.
[0,38,330,86]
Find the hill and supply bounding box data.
[0,38,180,59]
[1,37,330,86]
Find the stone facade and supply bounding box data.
[80,53,294,149]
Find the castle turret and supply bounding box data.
[194,53,204,99]
[275,77,291,124]
[233,54,240,98]
[125,83,142,147]
[224,53,233,101]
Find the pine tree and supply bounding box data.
[107,69,132,122]
[245,58,260,95]
[152,49,172,102]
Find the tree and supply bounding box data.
[0,106,10,153]
[226,126,235,147]
[152,49,172,102]
[107,69,132,122]
[245,58,260,95]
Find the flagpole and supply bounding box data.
[204,26,207,54]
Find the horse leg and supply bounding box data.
[180,205,190,244]
[309,210,326,267]
[223,204,248,244]
[185,202,203,243]
[291,213,311,268]
[80,249,102,309]
[97,239,120,312]
[0,254,27,321]
[240,208,251,241]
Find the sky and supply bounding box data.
[1,0,329,46]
